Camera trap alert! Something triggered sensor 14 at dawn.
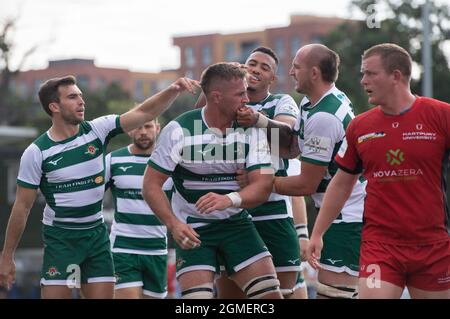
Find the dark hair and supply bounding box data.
[200,63,247,94]
[251,46,279,65]
[38,75,77,116]
[363,43,412,80]
[314,46,340,83]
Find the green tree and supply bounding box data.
[323,0,450,114]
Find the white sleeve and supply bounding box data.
[17,144,43,188]
[104,153,112,183]
[301,112,344,165]
[148,121,184,174]
[89,115,122,144]
[274,95,299,119]
[246,128,272,170]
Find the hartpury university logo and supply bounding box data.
[386,149,405,166]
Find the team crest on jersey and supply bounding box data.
[46,266,61,277]
[386,149,405,166]
[85,144,99,155]
[357,132,386,144]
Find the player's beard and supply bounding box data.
[134,138,154,151]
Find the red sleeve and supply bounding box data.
[334,119,363,174]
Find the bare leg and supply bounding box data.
[408,286,450,299]
[81,282,114,299]
[358,277,403,299]
[316,269,358,299]
[41,285,73,299]
[114,286,142,299]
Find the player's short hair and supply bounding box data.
[200,62,247,94]
[310,46,340,83]
[363,43,412,80]
[38,75,77,116]
[251,46,279,65]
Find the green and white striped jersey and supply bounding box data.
[17,115,123,229]
[246,93,299,220]
[295,85,366,223]
[148,107,272,228]
[106,146,167,255]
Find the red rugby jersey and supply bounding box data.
[336,96,450,244]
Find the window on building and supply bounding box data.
[185,70,194,79]
[202,44,212,66]
[240,41,260,63]
[311,35,322,44]
[185,47,196,67]
[225,42,235,61]
[96,77,107,90]
[275,38,285,59]
[77,75,90,90]
[291,37,302,57]
[33,80,43,101]
[135,80,143,101]
[277,64,285,84]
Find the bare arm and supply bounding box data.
[195,167,274,213]
[0,186,37,289]
[120,77,199,133]
[291,195,309,261]
[236,108,299,158]
[274,161,327,196]
[306,169,359,268]
[142,166,200,249]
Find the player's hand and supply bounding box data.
[170,221,201,250]
[306,235,323,270]
[236,107,259,127]
[0,254,16,290]
[170,77,200,95]
[195,192,233,214]
[299,238,309,262]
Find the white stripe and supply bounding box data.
[53,211,103,224]
[143,289,167,299]
[42,205,56,226]
[111,156,148,164]
[334,103,352,122]
[182,180,239,190]
[117,198,151,214]
[112,223,167,238]
[234,251,272,272]
[318,263,359,277]
[87,276,116,283]
[184,132,247,146]
[275,266,302,272]
[46,156,103,182]
[114,175,143,189]
[176,265,216,278]
[54,185,105,207]
[42,131,98,159]
[251,215,289,222]
[40,279,70,286]
[112,248,168,255]
[115,281,143,289]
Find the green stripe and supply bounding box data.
[113,236,166,250]
[300,156,329,166]
[247,163,272,171]
[105,116,124,146]
[174,165,236,182]
[248,200,287,217]
[186,211,249,224]
[111,162,146,176]
[316,178,331,193]
[115,188,143,200]
[42,138,103,172]
[52,200,103,218]
[53,218,103,229]
[41,172,105,194]
[182,142,248,162]
[17,179,39,189]
[148,160,172,175]
[115,213,163,226]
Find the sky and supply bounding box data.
[0,0,448,73]
[0,0,362,72]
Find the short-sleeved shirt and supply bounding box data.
[148,107,272,228]
[247,93,299,220]
[17,115,122,229]
[105,146,167,255]
[295,85,366,223]
[336,96,450,244]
